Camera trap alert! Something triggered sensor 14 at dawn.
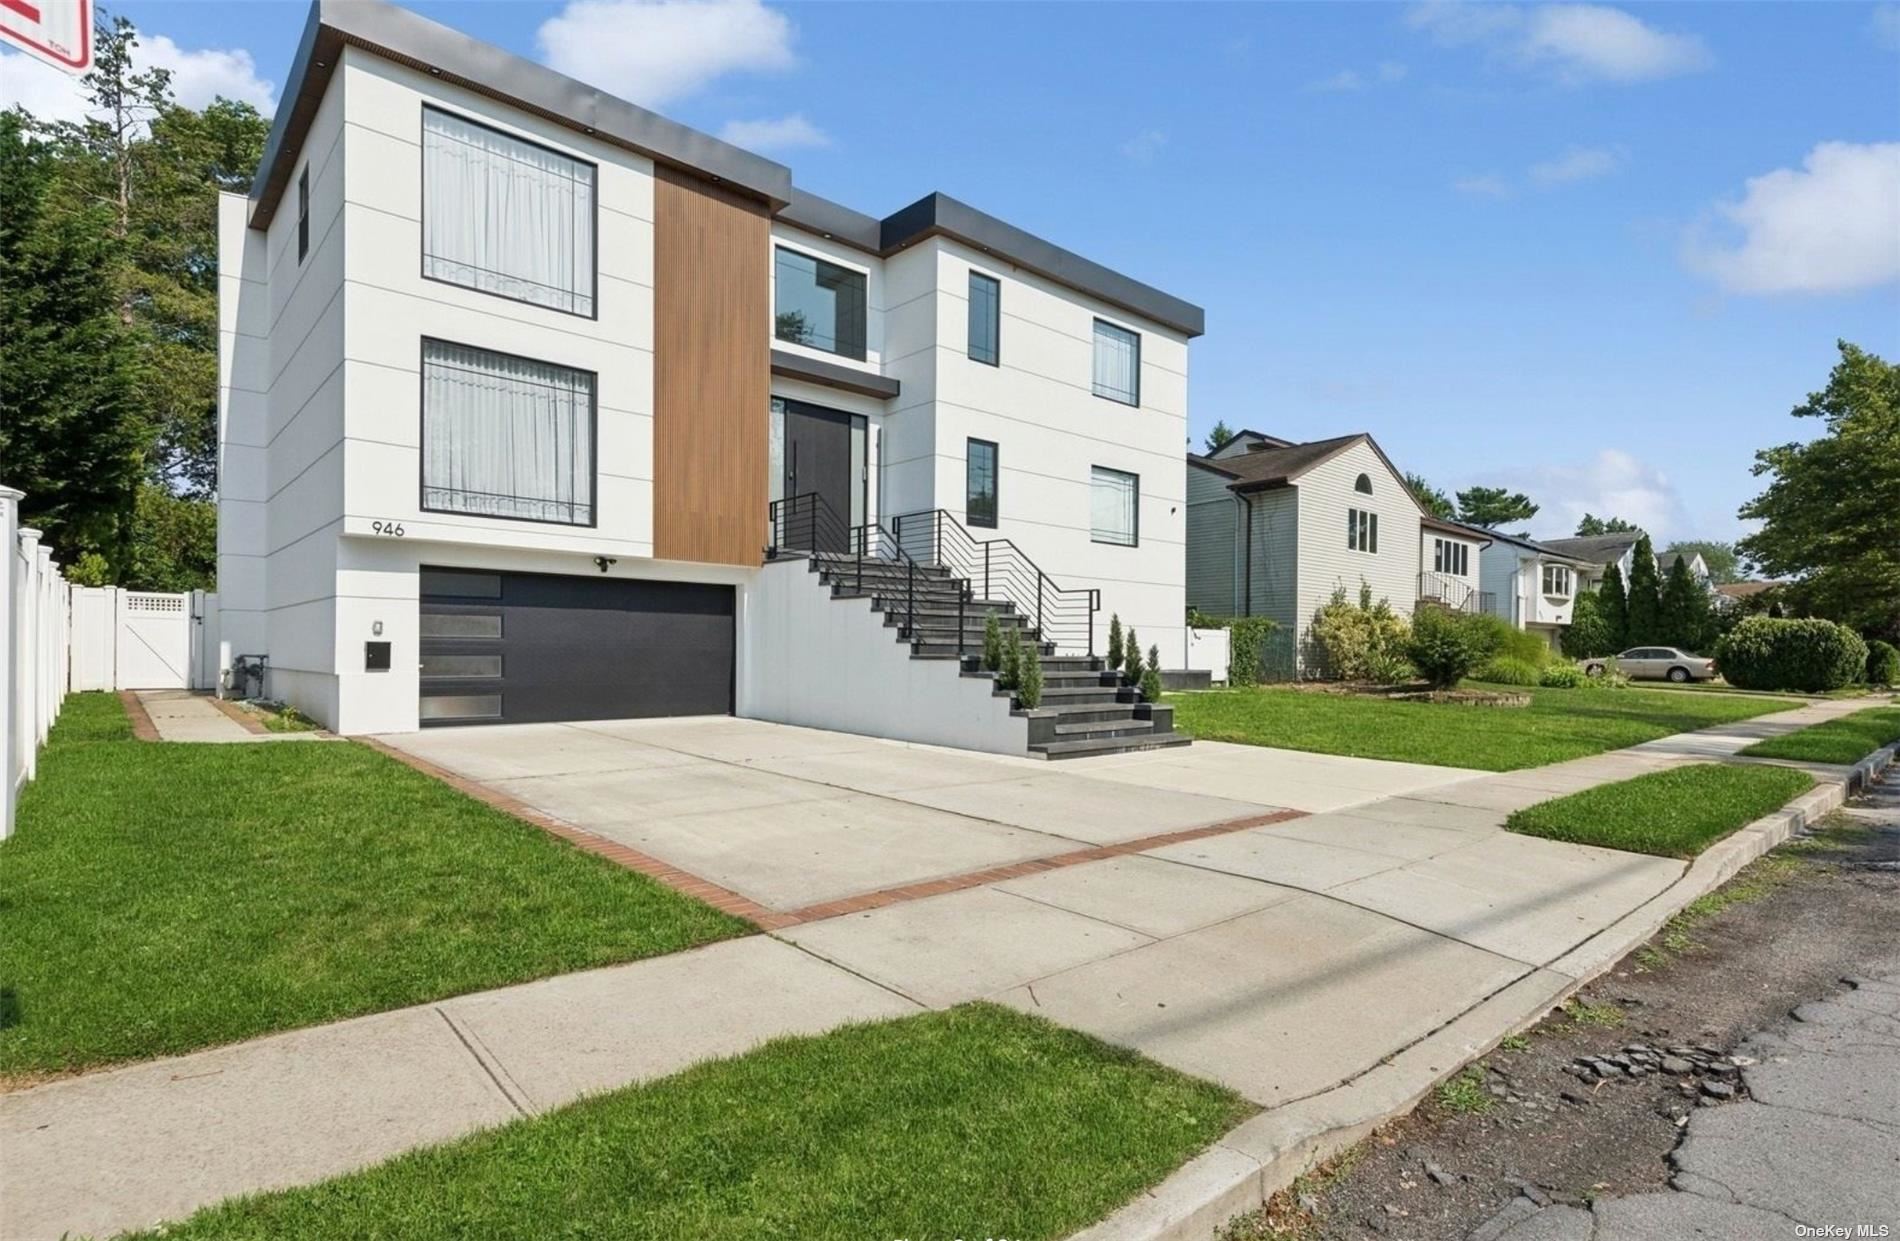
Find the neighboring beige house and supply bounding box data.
[1185,431,1489,675]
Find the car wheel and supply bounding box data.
[1667,666,1690,683]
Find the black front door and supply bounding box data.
[781,400,856,552]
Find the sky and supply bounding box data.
[5,0,1897,549]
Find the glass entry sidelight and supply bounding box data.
[770,398,866,553]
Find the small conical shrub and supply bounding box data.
[1123,628,1143,686]
[1017,633,1044,709]
[1140,644,1163,702]
[982,612,1004,672]
[1106,614,1124,672]
[997,627,1020,690]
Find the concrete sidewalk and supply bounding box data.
[135,690,327,743]
[2,696,1885,1240]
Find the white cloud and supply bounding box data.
[1308,61,1407,92]
[717,113,828,151]
[537,0,795,108]
[1512,450,1688,544]
[1453,173,1511,197]
[0,33,274,125]
[1529,144,1625,186]
[1408,2,1710,83]
[1684,141,1900,295]
[1121,128,1167,163]
[1873,3,1900,51]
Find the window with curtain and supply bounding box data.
[967,271,1000,365]
[966,438,998,527]
[774,247,867,359]
[1092,319,1140,405]
[1091,466,1139,546]
[422,108,596,317]
[421,340,595,525]
[1348,508,1378,553]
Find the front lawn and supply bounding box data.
[126,1004,1250,1240]
[1505,763,1815,857]
[1167,685,1797,771]
[0,694,750,1077]
[1738,706,1900,765]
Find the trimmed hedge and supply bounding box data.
[1408,604,1494,689]
[1225,616,1279,686]
[1868,640,1900,688]
[1714,616,1868,692]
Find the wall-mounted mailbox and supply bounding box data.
[365,641,392,672]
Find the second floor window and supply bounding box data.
[1542,564,1572,596]
[1091,466,1139,546]
[967,271,1000,365]
[966,438,998,527]
[775,247,866,360]
[1348,508,1378,553]
[422,108,597,317]
[422,339,595,526]
[1092,319,1140,405]
[1434,538,1468,576]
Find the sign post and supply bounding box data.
[1,0,92,74]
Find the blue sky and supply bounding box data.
[6,1,1896,548]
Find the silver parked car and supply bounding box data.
[1584,646,1718,683]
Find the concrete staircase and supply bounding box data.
[804,552,1187,760]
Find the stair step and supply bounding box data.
[1053,719,1155,738]
[1030,732,1189,760]
[1039,686,1130,704]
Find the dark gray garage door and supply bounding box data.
[418,567,734,726]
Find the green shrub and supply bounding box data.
[1540,663,1588,689]
[1310,584,1411,681]
[997,629,1021,691]
[1408,604,1494,689]
[1497,625,1554,667]
[1714,617,1869,692]
[1867,640,1900,688]
[982,613,1005,673]
[1106,614,1124,673]
[1140,645,1163,703]
[1123,629,1145,686]
[1580,667,1632,690]
[1226,616,1278,686]
[1477,656,1542,686]
[1562,591,1616,659]
[1016,633,1044,708]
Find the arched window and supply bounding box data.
[1354,473,1373,494]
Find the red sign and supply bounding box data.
[1,0,91,73]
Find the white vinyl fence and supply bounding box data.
[3,486,70,841]
[69,587,220,693]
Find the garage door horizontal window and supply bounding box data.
[420,613,502,639]
[419,693,503,722]
[422,340,596,526]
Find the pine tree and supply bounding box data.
[997,628,1020,690]
[1626,536,1663,645]
[1123,629,1144,686]
[1141,644,1163,702]
[1598,563,1629,651]
[1660,557,1711,651]
[982,612,1004,672]
[1016,633,1044,708]
[1106,614,1124,672]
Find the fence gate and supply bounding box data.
[115,592,192,689]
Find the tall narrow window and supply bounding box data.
[967,271,1000,365]
[297,166,309,263]
[1433,538,1467,576]
[1092,319,1140,405]
[1348,508,1378,553]
[774,247,867,359]
[1542,564,1572,596]
[421,340,595,526]
[422,108,596,317]
[966,438,998,527]
[1091,466,1139,546]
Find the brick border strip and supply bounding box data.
[360,729,1309,933]
[118,690,161,741]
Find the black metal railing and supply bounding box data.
[886,508,1099,656]
[768,493,949,656]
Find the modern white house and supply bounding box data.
[1184,431,1490,675]
[216,0,1199,755]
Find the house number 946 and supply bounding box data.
[371,520,406,537]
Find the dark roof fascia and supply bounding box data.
[1422,514,1490,544]
[1186,453,1241,480]
[249,0,793,230]
[770,349,900,400]
[1477,527,1593,564]
[775,189,884,253]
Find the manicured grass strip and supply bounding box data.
[1,694,750,1076]
[124,1003,1251,1241]
[1167,686,1797,771]
[1505,763,1814,858]
[1738,706,1900,766]
[46,690,134,743]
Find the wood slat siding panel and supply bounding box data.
[653,168,769,566]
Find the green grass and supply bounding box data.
[1738,706,1900,765]
[1167,685,1797,771]
[0,693,750,1076]
[1434,1066,1494,1115]
[122,1004,1251,1241]
[1505,762,1815,858]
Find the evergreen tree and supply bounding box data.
[1659,557,1712,651]
[1123,629,1144,685]
[1598,563,1630,651]
[1575,514,1639,536]
[1203,421,1237,454]
[1626,535,1664,645]
[1562,590,1615,659]
[1015,633,1044,708]
[981,612,1004,673]
[1140,645,1163,702]
[1106,614,1124,671]
[1404,472,1456,520]
[1456,486,1539,529]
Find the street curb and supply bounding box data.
[1069,741,1899,1241]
